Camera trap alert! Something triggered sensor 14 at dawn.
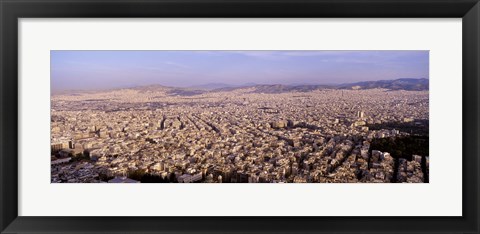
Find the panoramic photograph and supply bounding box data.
[50,50,429,183]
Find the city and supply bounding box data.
[51,83,429,183]
[51,50,429,183]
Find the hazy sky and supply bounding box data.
[51,50,429,91]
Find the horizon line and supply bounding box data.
[51,77,429,93]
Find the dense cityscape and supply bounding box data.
[51,84,429,183]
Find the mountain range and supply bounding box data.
[184,78,429,95]
[337,78,429,91]
[56,78,428,96]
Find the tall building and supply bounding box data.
[357,111,365,119]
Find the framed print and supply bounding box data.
[1,0,479,233]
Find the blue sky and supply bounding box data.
[51,50,429,91]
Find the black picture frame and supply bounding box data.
[1,0,479,233]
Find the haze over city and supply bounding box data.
[51,50,429,91]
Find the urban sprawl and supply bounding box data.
[51,86,429,183]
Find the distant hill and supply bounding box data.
[208,78,428,94]
[190,83,260,91]
[131,84,172,92]
[172,78,429,95]
[54,78,428,96]
[167,88,206,96]
[244,84,333,94]
[337,78,428,91]
[189,83,235,90]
